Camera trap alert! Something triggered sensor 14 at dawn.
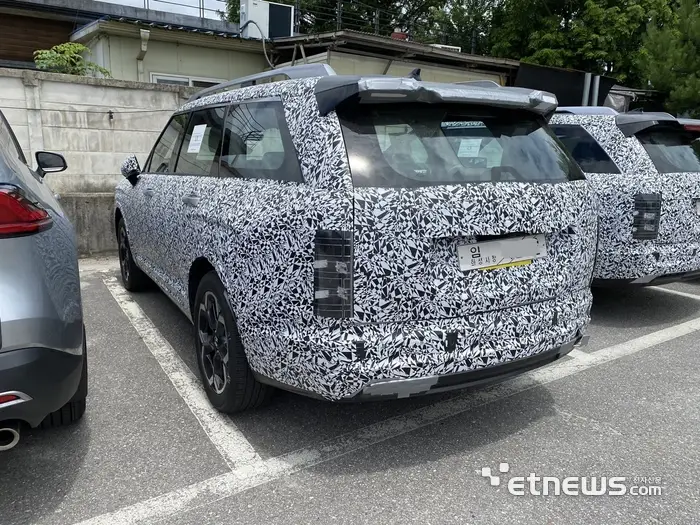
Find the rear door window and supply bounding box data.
[146,113,188,173]
[338,104,583,188]
[220,100,302,182]
[174,106,226,176]
[636,127,700,173]
[550,124,620,174]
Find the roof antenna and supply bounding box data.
[407,68,422,81]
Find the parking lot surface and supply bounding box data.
[1,257,698,525]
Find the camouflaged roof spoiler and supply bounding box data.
[615,112,680,137]
[314,76,559,117]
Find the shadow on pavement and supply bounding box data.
[304,384,557,477]
[0,420,90,525]
[591,287,700,329]
[135,283,558,460]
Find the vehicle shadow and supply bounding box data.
[591,286,700,328]
[135,284,559,462]
[321,384,556,478]
[0,420,90,525]
[232,381,557,464]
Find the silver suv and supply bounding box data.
[116,65,595,412]
[0,110,87,451]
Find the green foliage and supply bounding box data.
[642,0,700,116]
[489,0,675,86]
[33,42,111,78]
[225,0,445,36]
[410,0,495,54]
[221,0,686,92]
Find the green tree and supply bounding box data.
[34,43,111,78]
[224,0,444,37]
[411,0,495,54]
[489,0,675,86]
[642,0,700,116]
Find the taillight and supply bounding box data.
[0,394,19,405]
[632,193,661,240]
[0,184,52,237]
[313,229,353,318]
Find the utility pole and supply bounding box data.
[294,0,301,34]
[336,0,342,31]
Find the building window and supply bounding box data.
[151,73,224,88]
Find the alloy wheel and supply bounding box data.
[197,291,230,394]
[118,224,130,282]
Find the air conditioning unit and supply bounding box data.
[429,44,462,53]
[240,0,294,39]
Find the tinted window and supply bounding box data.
[147,113,188,173]
[0,111,27,165]
[338,104,583,188]
[550,124,620,174]
[636,127,700,174]
[220,101,301,182]
[175,107,225,176]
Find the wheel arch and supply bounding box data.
[188,257,216,319]
[114,207,123,240]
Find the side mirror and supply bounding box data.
[35,151,67,178]
[121,155,141,186]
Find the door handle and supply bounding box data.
[182,193,200,207]
[143,187,155,198]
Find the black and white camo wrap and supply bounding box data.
[116,78,596,400]
[551,114,700,281]
[120,155,140,178]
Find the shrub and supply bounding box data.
[33,43,111,78]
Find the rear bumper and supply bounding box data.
[594,240,700,284]
[352,334,587,400]
[0,346,84,427]
[247,288,592,401]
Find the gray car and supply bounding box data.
[0,110,86,451]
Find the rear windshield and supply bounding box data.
[550,124,620,174]
[338,104,583,188]
[636,127,700,174]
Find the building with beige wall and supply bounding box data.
[272,31,519,86]
[72,19,268,86]
[280,50,507,85]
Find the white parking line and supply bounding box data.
[103,276,262,471]
[653,286,700,301]
[567,348,595,362]
[77,313,700,525]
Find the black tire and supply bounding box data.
[194,272,273,413]
[117,218,149,292]
[40,331,88,429]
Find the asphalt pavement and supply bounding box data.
[0,257,698,525]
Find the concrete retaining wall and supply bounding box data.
[0,68,197,254]
[59,193,117,255]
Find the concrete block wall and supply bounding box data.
[0,68,196,253]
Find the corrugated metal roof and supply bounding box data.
[99,15,240,38]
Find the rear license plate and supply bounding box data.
[457,234,547,271]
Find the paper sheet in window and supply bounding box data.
[457,138,482,157]
[187,124,207,153]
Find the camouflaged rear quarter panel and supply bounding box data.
[551,114,700,281]
[117,78,597,400]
